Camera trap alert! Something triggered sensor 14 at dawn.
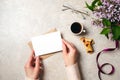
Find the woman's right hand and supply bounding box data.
[62,39,79,67]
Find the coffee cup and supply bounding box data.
[70,22,85,35]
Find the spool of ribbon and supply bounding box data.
[96,41,119,80]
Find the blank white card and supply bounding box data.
[31,31,62,56]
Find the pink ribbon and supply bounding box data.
[96,41,119,80]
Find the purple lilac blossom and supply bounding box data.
[93,0,120,23]
[92,19,104,27]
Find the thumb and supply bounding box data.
[62,40,67,55]
[35,56,40,71]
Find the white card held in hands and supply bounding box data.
[31,31,62,56]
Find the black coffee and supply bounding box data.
[71,22,82,33]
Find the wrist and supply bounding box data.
[25,76,40,80]
[65,60,77,67]
[33,78,40,80]
[65,62,77,67]
[34,79,39,80]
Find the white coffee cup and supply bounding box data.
[70,22,85,35]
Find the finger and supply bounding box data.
[69,42,75,47]
[40,63,44,70]
[63,39,76,49]
[35,56,40,70]
[26,51,35,67]
[32,50,35,56]
[62,39,73,49]
[62,40,67,55]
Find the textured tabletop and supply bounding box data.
[0,0,120,80]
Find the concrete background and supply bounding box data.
[0,0,120,80]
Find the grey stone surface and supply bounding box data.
[0,0,120,80]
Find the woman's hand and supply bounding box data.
[24,51,43,80]
[62,39,78,67]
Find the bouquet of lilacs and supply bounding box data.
[86,0,120,40]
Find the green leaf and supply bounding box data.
[111,25,120,40]
[85,2,94,11]
[105,34,109,39]
[97,0,102,6]
[85,0,102,11]
[102,18,111,27]
[92,0,99,7]
[100,28,111,35]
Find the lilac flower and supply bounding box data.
[92,19,104,27]
[93,0,120,24]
